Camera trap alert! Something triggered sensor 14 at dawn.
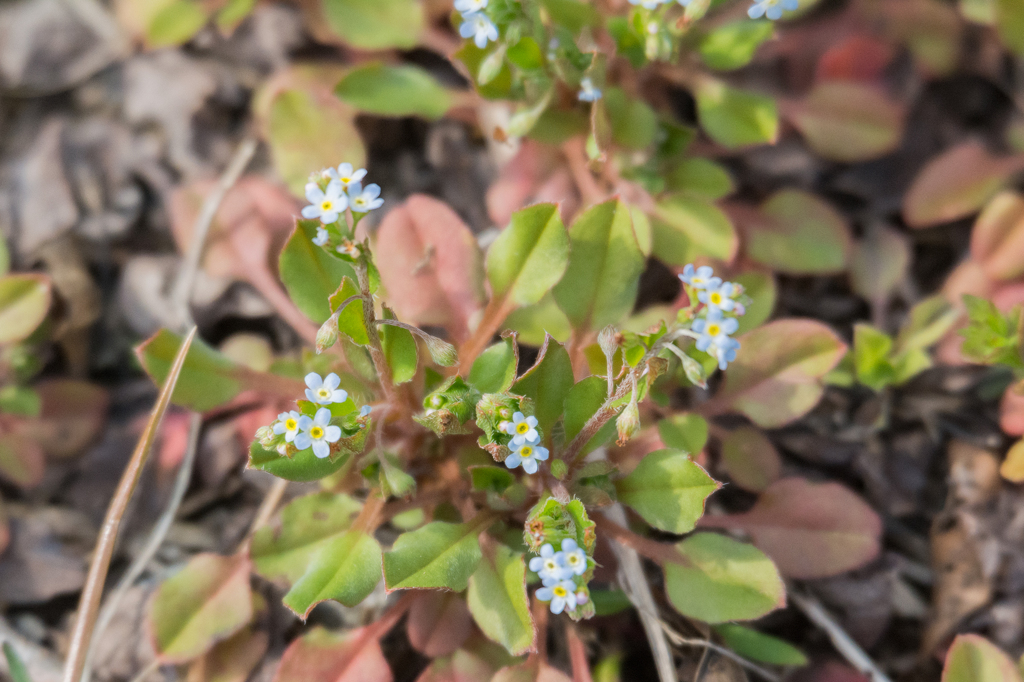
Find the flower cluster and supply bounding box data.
[499,411,549,474]
[530,539,591,614]
[578,77,602,103]
[303,162,383,229]
[679,264,745,370]
[455,0,497,49]
[625,0,795,21]
[259,372,372,460]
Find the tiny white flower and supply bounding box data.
[536,580,578,614]
[294,407,342,458]
[302,180,347,224]
[679,263,719,290]
[504,441,549,475]
[578,77,602,102]
[313,227,329,246]
[557,539,588,577]
[272,410,302,442]
[304,372,348,405]
[504,411,539,446]
[348,182,384,213]
[529,544,573,582]
[454,0,487,13]
[748,0,798,20]
[335,162,367,191]
[459,11,498,49]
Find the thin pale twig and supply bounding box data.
[80,413,203,682]
[243,477,290,545]
[657,622,780,682]
[789,590,894,682]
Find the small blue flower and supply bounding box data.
[272,410,302,442]
[627,0,667,9]
[348,182,384,213]
[459,11,498,49]
[334,163,367,191]
[302,180,347,224]
[693,309,740,370]
[294,407,342,458]
[505,441,549,475]
[578,78,602,102]
[748,0,798,20]
[679,264,719,290]
[529,543,572,581]
[698,280,737,314]
[359,405,372,417]
[454,0,487,12]
[304,372,348,405]
[536,579,578,614]
[557,538,588,577]
[714,336,740,371]
[676,0,692,5]
[313,227,329,246]
[504,411,539,446]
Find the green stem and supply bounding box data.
[355,262,395,404]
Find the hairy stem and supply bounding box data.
[355,263,395,403]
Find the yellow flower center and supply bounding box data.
[340,176,351,184]
[710,292,722,304]
[285,418,297,431]
[545,559,558,571]
[321,200,333,211]
[553,586,567,598]
[516,422,530,434]
[520,446,533,457]
[692,277,704,285]
[567,554,580,565]
[318,387,331,399]
[706,324,721,336]
[310,426,324,439]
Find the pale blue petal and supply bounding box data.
[529,557,545,571]
[536,587,553,601]
[294,433,312,450]
[314,408,331,426]
[766,4,782,18]
[325,373,341,390]
[331,389,348,403]
[305,185,325,203]
[301,205,321,219]
[298,415,313,430]
[305,372,323,389]
[324,425,342,442]
[562,539,578,552]
[505,453,522,469]
[312,441,330,458]
[273,423,286,434]
[285,431,297,443]
[540,543,554,558]
[522,458,538,474]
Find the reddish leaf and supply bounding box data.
[375,195,486,342]
[711,319,848,428]
[699,477,882,578]
[720,426,782,493]
[492,660,572,682]
[414,649,499,682]
[28,380,109,458]
[273,626,392,682]
[406,591,473,658]
[903,143,1024,228]
[186,627,269,682]
[740,191,851,274]
[0,498,9,556]
[942,634,1022,682]
[815,34,895,82]
[1000,380,1024,437]
[0,433,45,488]
[791,661,869,682]
[849,225,911,306]
[970,191,1024,281]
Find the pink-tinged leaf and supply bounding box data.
[784,81,905,162]
[711,320,848,428]
[1000,381,1024,437]
[849,225,911,305]
[970,191,1024,281]
[795,661,869,682]
[942,634,1022,682]
[272,626,392,682]
[186,627,269,682]
[903,143,1024,228]
[720,426,782,493]
[375,195,485,342]
[739,190,851,274]
[28,380,109,458]
[415,649,500,682]
[148,553,254,663]
[0,274,51,345]
[492,660,572,682]
[699,477,882,579]
[406,591,473,658]
[0,433,45,488]
[815,34,895,83]
[0,497,9,556]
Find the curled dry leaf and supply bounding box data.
[375,195,486,342]
[699,477,882,579]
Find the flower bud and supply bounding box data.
[424,334,458,367]
[598,325,618,359]
[255,425,275,447]
[316,315,339,354]
[616,398,640,446]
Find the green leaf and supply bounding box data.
[664,533,784,623]
[850,225,911,304]
[943,634,1021,682]
[786,81,904,162]
[0,385,40,418]
[0,275,50,345]
[695,79,778,148]
[321,0,422,49]
[466,542,536,656]
[470,335,519,394]
[996,0,1024,55]
[379,451,417,498]
[335,64,450,119]
[562,376,615,453]
[656,413,708,454]
[895,295,960,353]
[486,204,569,309]
[699,20,774,71]
[512,335,574,435]
[553,199,645,332]
[541,0,599,30]
[504,293,572,346]
[383,520,485,591]
[329,277,369,345]
[720,426,781,493]
[0,434,45,488]
[3,642,32,682]
[0,237,9,276]
[616,449,720,534]
[470,465,516,493]
[666,157,734,201]
[149,553,253,663]
[604,87,657,150]
[713,624,807,667]
[651,196,737,266]
[250,492,363,584]
[853,323,896,391]
[280,220,357,324]
[256,73,365,197]
[381,309,418,384]
[732,271,776,335]
[714,319,847,428]
[283,529,382,617]
[147,0,208,46]
[743,190,851,274]
[248,433,364,482]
